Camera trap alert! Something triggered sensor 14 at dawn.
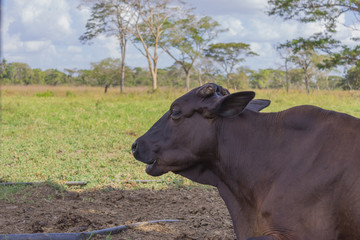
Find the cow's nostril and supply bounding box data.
[132,141,138,154]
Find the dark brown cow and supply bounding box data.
[132,83,360,240]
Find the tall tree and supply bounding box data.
[79,0,132,93]
[6,62,33,85]
[276,46,294,92]
[250,68,285,89]
[64,68,78,85]
[268,0,360,70]
[204,42,258,89]
[130,0,186,91]
[193,57,218,86]
[165,15,224,91]
[340,66,360,90]
[89,58,122,92]
[268,0,360,32]
[278,38,331,93]
[232,66,252,90]
[33,68,46,85]
[291,51,314,93]
[44,69,67,86]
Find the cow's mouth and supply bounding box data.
[145,159,157,172]
[145,159,164,176]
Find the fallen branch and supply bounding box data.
[119,179,164,183]
[0,181,88,186]
[0,219,180,240]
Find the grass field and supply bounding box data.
[1,85,360,192]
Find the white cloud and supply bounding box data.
[3,17,22,53]
[3,0,87,70]
[10,0,73,41]
[4,0,358,73]
[245,19,287,42]
[215,16,245,38]
[67,46,83,53]
[57,15,72,34]
[24,41,54,52]
[3,0,307,71]
[185,0,267,16]
[334,14,360,47]
[21,2,42,23]
[298,22,325,37]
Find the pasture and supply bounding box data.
[1,85,360,239]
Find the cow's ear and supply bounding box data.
[246,99,271,112]
[214,91,255,117]
[197,83,216,98]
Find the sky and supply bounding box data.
[2,0,358,72]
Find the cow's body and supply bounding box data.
[132,83,360,240]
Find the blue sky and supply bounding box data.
[2,0,357,72]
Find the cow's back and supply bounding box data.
[275,106,360,238]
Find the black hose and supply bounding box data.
[0,181,88,186]
[0,219,180,240]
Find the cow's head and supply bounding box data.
[132,83,270,177]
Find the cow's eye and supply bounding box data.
[170,108,182,119]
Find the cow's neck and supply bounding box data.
[213,111,282,230]
[215,111,277,196]
[176,162,255,238]
[179,110,283,237]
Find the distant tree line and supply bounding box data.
[78,0,257,92]
[2,0,360,92]
[73,0,360,92]
[3,0,360,92]
[2,57,354,91]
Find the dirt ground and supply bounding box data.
[0,184,236,239]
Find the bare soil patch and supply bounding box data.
[0,184,235,239]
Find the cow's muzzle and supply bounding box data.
[131,140,146,163]
[132,140,153,164]
[131,141,138,155]
[132,140,164,176]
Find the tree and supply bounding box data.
[64,68,78,85]
[250,68,285,89]
[278,38,330,93]
[204,42,258,89]
[80,0,132,93]
[340,66,360,90]
[290,50,315,94]
[78,69,94,85]
[131,67,152,86]
[193,57,218,86]
[6,62,33,85]
[33,68,45,85]
[268,0,360,70]
[267,0,360,33]
[165,15,224,91]
[232,66,252,90]
[130,0,186,91]
[159,63,184,87]
[288,68,304,88]
[311,54,335,90]
[0,59,7,83]
[44,69,67,86]
[328,75,343,90]
[276,46,294,92]
[89,58,122,92]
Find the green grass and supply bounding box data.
[256,89,360,116]
[1,86,188,189]
[1,86,360,191]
